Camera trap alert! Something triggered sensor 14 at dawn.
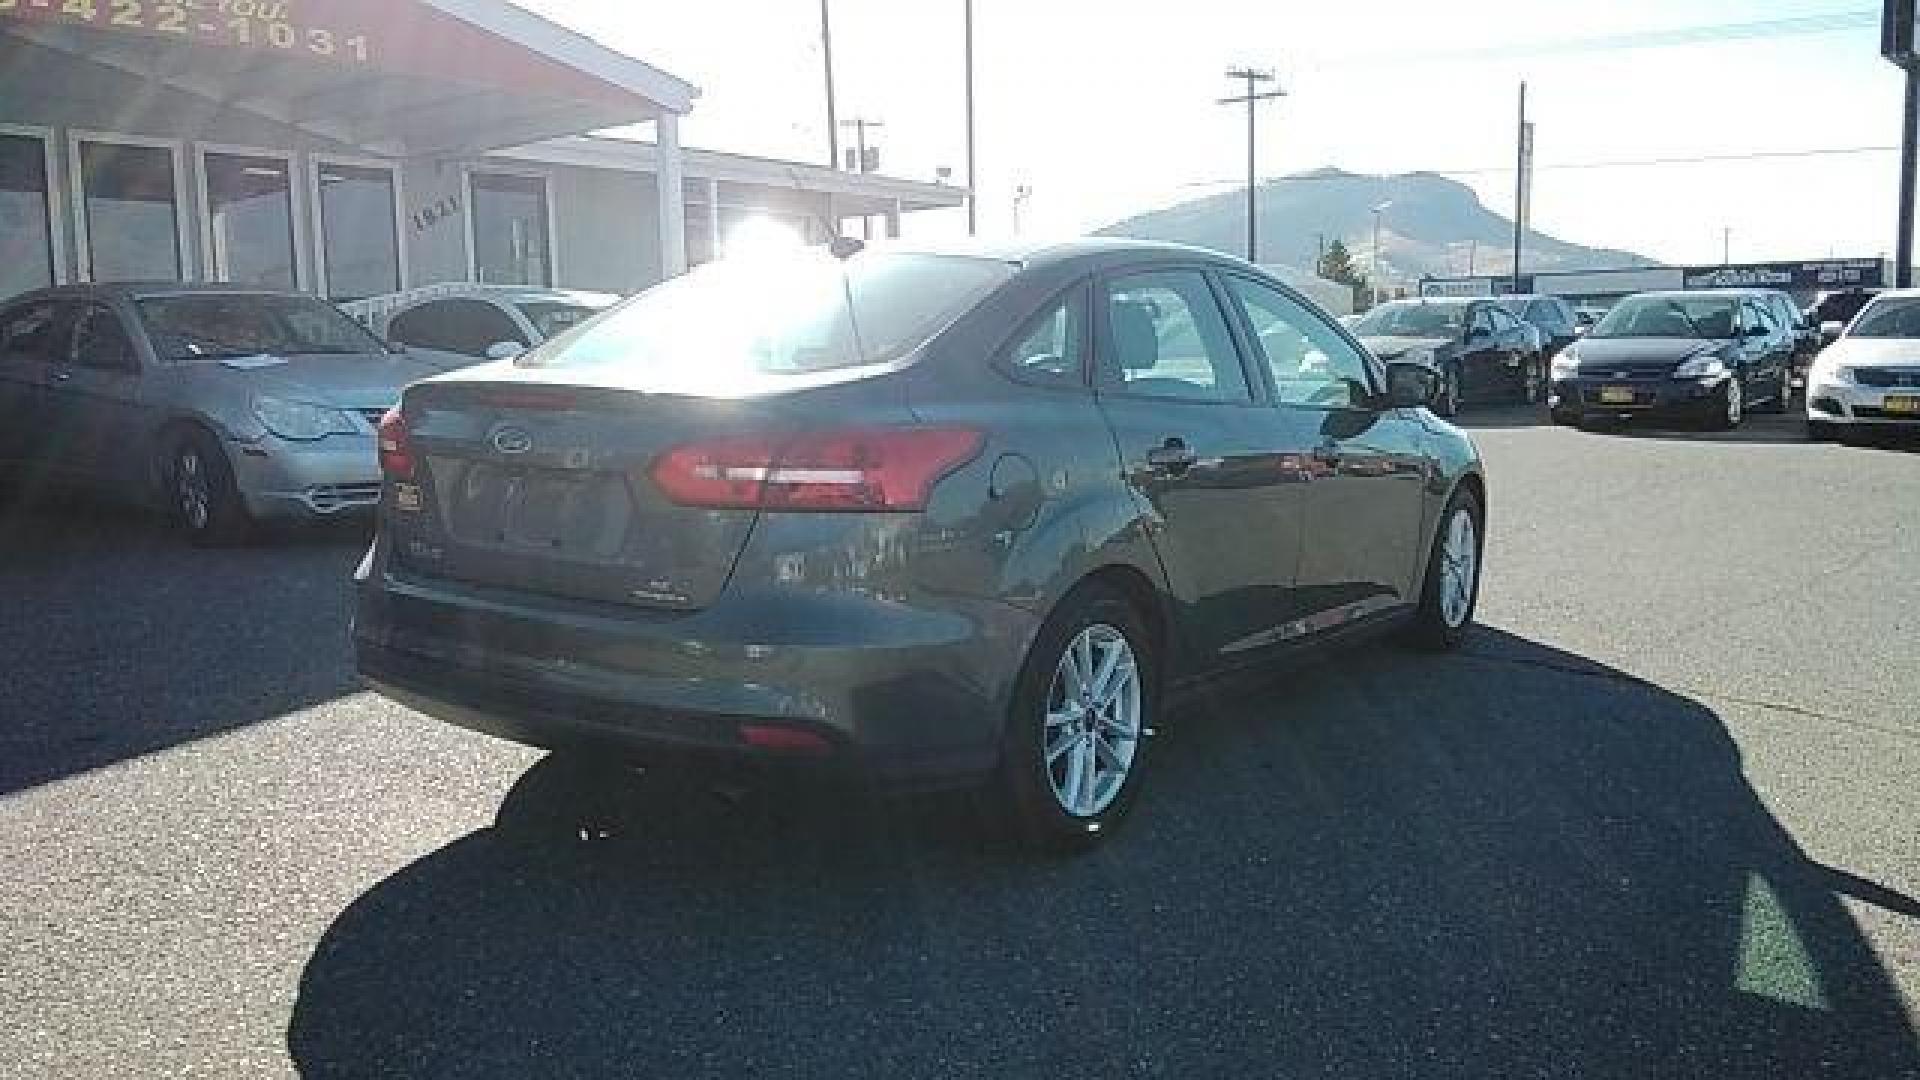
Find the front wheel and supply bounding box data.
[1709,378,1745,431]
[1403,487,1483,651]
[163,430,251,546]
[993,583,1156,852]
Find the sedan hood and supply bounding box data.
[1819,338,1920,368]
[1567,337,1725,367]
[1358,335,1452,361]
[212,352,443,411]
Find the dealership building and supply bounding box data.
[0,0,963,304]
[1420,258,1888,308]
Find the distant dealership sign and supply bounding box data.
[1681,259,1885,292]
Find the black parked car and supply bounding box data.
[1807,288,1882,342]
[1494,293,1581,357]
[1349,297,1545,415]
[1548,290,1796,429]
[354,240,1487,850]
[1752,289,1818,369]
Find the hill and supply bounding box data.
[1097,169,1657,285]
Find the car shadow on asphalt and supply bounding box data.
[285,631,1920,1078]
[0,484,370,795]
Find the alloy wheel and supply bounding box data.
[1043,624,1142,819]
[1725,379,1743,427]
[1439,507,1479,629]
[175,449,211,532]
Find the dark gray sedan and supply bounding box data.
[354,240,1486,848]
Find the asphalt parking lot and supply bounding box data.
[1,410,1917,1078]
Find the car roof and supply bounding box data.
[877,236,1256,274]
[7,282,320,306]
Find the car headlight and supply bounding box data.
[254,396,358,441]
[1550,350,1581,378]
[1673,352,1728,379]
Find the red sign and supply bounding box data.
[0,0,653,108]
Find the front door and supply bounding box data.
[1092,266,1311,672]
[45,303,148,490]
[0,298,76,469]
[1222,274,1431,625]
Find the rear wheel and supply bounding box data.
[1404,487,1483,651]
[1521,358,1545,405]
[993,583,1156,852]
[1757,367,1792,414]
[163,430,250,546]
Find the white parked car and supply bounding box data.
[1806,289,1920,440]
[342,284,620,364]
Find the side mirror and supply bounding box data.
[1741,325,1768,339]
[1384,361,1440,410]
[485,340,528,362]
[1819,321,1844,344]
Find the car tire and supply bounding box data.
[1522,358,1545,406]
[163,429,251,546]
[1709,378,1744,431]
[1435,363,1462,418]
[992,581,1157,853]
[1757,368,1791,414]
[1403,486,1484,652]
[1550,407,1580,427]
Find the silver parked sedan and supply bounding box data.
[0,283,455,543]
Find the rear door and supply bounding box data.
[1460,304,1510,402]
[44,302,147,489]
[1224,274,1430,626]
[1092,265,1310,671]
[0,299,76,467]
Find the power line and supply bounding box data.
[1314,10,1878,68]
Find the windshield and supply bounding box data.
[1351,302,1467,338]
[516,301,613,340]
[1591,296,1738,339]
[136,294,385,361]
[1848,297,1920,339]
[529,251,1014,380]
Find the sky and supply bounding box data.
[515,0,1908,271]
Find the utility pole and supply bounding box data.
[1723,226,1732,266]
[1371,201,1392,307]
[1220,67,1286,263]
[1511,81,1528,294]
[1468,238,1478,276]
[965,0,978,236]
[1892,0,1919,284]
[821,0,840,170]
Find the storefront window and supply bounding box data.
[318,162,400,301]
[0,134,54,300]
[204,153,296,289]
[79,140,180,282]
[470,172,550,287]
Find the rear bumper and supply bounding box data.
[1549,376,1727,420]
[1805,379,1920,427]
[227,435,381,520]
[352,553,1035,787]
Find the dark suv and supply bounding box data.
[1495,294,1580,357]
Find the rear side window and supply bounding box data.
[0,301,73,366]
[533,252,1014,379]
[71,305,138,371]
[390,298,526,357]
[1000,288,1086,387]
[1099,269,1253,403]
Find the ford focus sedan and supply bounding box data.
[0,284,454,543]
[1548,290,1796,429]
[353,240,1487,849]
[1807,288,1920,439]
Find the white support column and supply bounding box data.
[655,113,687,278]
[885,198,902,239]
[704,177,721,261]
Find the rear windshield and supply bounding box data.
[137,294,384,361]
[1848,297,1920,339]
[527,252,1014,378]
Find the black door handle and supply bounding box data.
[1146,438,1198,474]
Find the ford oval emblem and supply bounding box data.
[491,425,533,455]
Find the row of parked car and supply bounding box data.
[1340,284,1918,437]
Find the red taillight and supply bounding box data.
[651,427,983,512]
[738,723,833,755]
[377,407,415,479]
